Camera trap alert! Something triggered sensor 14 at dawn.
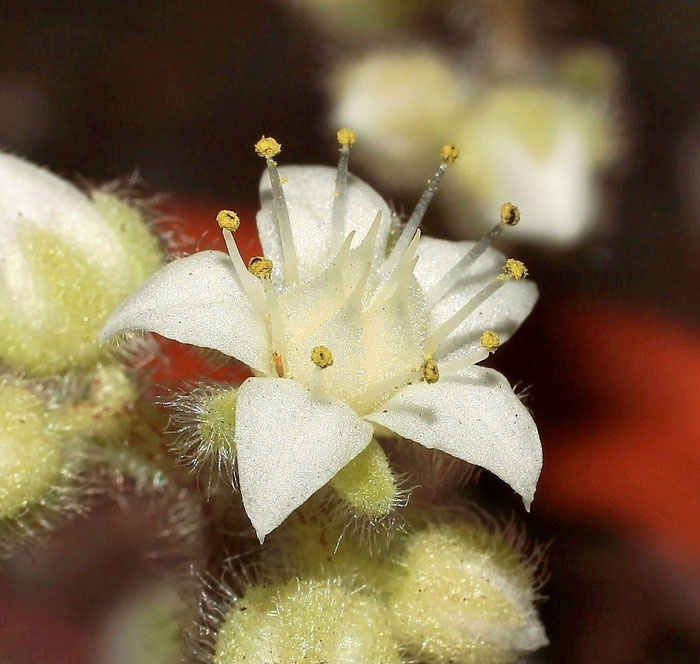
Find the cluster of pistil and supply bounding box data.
[214,131,527,408]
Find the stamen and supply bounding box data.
[420,358,440,383]
[255,136,299,283]
[424,259,527,355]
[216,209,241,232]
[427,202,521,306]
[218,212,267,314]
[310,345,334,369]
[439,330,500,376]
[480,329,501,352]
[330,128,356,255]
[439,348,490,375]
[359,368,416,413]
[247,254,287,376]
[248,256,274,280]
[382,144,458,276]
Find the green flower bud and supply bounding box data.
[214,578,400,664]
[385,522,547,663]
[0,152,163,376]
[168,385,238,488]
[266,518,389,590]
[330,438,402,522]
[97,584,186,664]
[0,380,65,519]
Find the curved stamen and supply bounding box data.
[424,260,527,356]
[427,203,521,306]
[330,129,356,256]
[217,212,267,315]
[255,136,299,283]
[438,330,500,376]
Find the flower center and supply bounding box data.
[218,133,529,413]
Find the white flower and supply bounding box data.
[101,135,541,541]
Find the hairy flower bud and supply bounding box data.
[0,152,163,376]
[329,438,403,523]
[385,522,547,663]
[213,578,400,664]
[0,381,65,520]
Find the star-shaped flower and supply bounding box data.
[101,134,541,541]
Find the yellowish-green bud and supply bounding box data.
[0,153,163,376]
[97,584,186,664]
[51,363,138,447]
[0,381,65,519]
[385,523,547,663]
[214,578,401,664]
[266,519,389,590]
[330,439,399,520]
[198,388,238,458]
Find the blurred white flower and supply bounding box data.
[102,136,541,541]
[332,51,620,248]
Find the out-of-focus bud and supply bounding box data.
[0,152,163,376]
[556,46,621,99]
[0,379,65,520]
[292,0,427,37]
[331,52,467,186]
[384,522,547,663]
[213,578,401,664]
[97,584,186,664]
[452,83,619,247]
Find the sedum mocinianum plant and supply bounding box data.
[1,133,547,663]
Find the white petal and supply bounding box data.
[415,236,538,360]
[256,165,391,280]
[235,377,373,541]
[100,251,270,371]
[366,366,541,507]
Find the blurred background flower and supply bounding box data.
[0,0,698,663]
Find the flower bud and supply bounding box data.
[0,152,163,376]
[331,52,467,187]
[97,584,186,664]
[330,438,402,523]
[168,385,238,488]
[452,83,619,247]
[213,578,400,664]
[385,522,547,663]
[0,380,65,520]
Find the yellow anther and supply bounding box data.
[440,144,459,164]
[499,202,521,226]
[337,128,357,146]
[502,258,528,280]
[248,256,273,279]
[310,345,334,369]
[216,209,240,232]
[254,136,282,160]
[480,330,501,352]
[421,358,440,384]
[280,176,288,184]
